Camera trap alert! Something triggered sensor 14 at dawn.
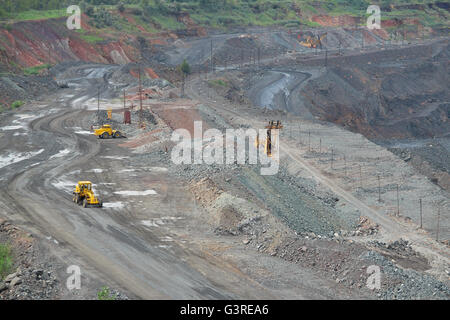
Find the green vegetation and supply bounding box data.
[11,100,24,109]
[23,64,50,75]
[209,79,229,87]
[0,243,13,280]
[0,0,448,31]
[179,59,191,76]
[97,286,117,300]
[13,9,68,21]
[79,34,105,43]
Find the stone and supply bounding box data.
[9,277,22,287]
[4,273,17,283]
[0,282,8,293]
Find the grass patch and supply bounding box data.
[78,34,105,44]
[97,286,117,300]
[209,79,229,87]
[23,64,50,75]
[0,243,13,280]
[11,100,24,109]
[13,9,68,21]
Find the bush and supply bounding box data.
[97,286,117,300]
[11,100,24,109]
[117,3,125,13]
[85,6,95,17]
[0,244,13,280]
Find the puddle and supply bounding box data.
[141,216,182,228]
[75,130,92,135]
[102,156,129,160]
[103,202,125,209]
[49,149,71,160]
[0,149,44,169]
[0,125,25,131]
[52,179,75,193]
[114,190,157,196]
[145,167,168,173]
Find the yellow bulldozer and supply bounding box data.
[94,124,122,139]
[73,181,103,208]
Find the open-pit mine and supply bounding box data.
[0,1,449,304]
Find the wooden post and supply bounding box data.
[319,138,322,154]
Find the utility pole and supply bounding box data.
[331,148,334,169]
[359,165,362,189]
[308,131,311,152]
[378,175,381,202]
[319,138,322,153]
[258,47,261,68]
[419,198,423,229]
[361,28,364,49]
[97,87,100,124]
[210,39,213,73]
[436,207,440,241]
[138,66,143,128]
[344,155,347,177]
[396,184,400,216]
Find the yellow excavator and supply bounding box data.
[255,120,283,157]
[73,181,103,208]
[300,33,327,49]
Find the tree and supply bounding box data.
[117,2,125,13]
[178,59,191,97]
